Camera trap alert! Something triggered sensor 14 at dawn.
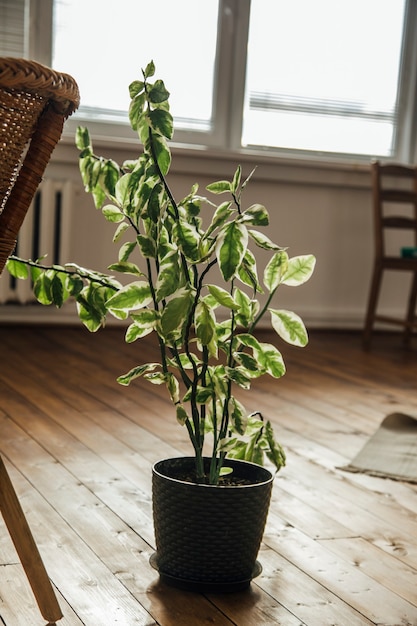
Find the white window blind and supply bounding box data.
[1,0,414,161]
[0,0,26,57]
[242,0,406,157]
[52,0,219,132]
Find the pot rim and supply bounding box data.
[152,456,274,488]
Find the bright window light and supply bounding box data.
[52,0,219,131]
[243,0,406,156]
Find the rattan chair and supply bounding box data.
[0,57,79,624]
[363,161,417,348]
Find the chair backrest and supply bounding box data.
[371,160,417,259]
[0,57,80,274]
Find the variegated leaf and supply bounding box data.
[269,308,309,347]
[281,254,316,286]
[216,221,248,282]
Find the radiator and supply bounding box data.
[0,179,74,304]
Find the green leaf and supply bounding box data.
[108,262,143,276]
[143,60,155,79]
[129,79,145,99]
[166,372,180,404]
[126,309,158,343]
[241,167,256,191]
[176,404,189,425]
[207,285,238,310]
[117,362,159,385]
[282,254,316,286]
[130,309,158,326]
[237,333,262,353]
[76,301,104,331]
[231,166,241,193]
[144,372,166,385]
[239,335,285,377]
[234,288,254,327]
[196,386,214,403]
[149,133,171,175]
[229,397,247,435]
[225,367,252,390]
[51,273,64,307]
[205,201,233,237]
[237,249,261,292]
[219,465,234,476]
[137,109,150,145]
[233,351,259,373]
[173,220,200,262]
[33,272,52,305]
[169,352,200,370]
[91,185,106,210]
[119,241,137,262]
[103,160,120,196]
[149,108,173,139]
[206,180,231,194]
[78,154,93,190]
[148,79,170,105]
[102,204,125,223]
[115,173,134,210]
[159,288,194,340]
[258,342,286,377]
[263,250,289,292]
[129,93,146,131]
[264,420,286,471]
[6,258,29,279]
[146,182,164,222]
[269,309,309,347]
[248,229,282,250]
[136,235,156,258]
[240,204,269,226]
[106,281,152,313]
[30,264,42,282]
[75,126,91,151]
[184,384,213,404]
[216,221,248,282]
[125,322,154,342]
[75,284,110,332]
[113,222,129,242]
[68,274,84,297]
[224,440,248,460]
[195,300,216,346]
[155,249,180,301]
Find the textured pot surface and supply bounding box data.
[152,457,273,591]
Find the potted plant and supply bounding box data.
[6,61,315,591]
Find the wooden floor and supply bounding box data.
[0,324,416,626]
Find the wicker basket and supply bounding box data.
[151,457,273,592]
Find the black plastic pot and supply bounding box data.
[150,456,273,592]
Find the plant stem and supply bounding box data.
[9,256,119,291]
[248,287,277,333]
[146,127,191,287]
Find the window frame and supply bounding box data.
[28,0,417,164]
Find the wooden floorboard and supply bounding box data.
[0,324,416,625]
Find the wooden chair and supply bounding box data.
[363,160,417,348]
[0,57,79,624]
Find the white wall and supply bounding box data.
[0,137,412,330]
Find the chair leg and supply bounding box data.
[362,263,382,349]
[0,455,63,624]
[404,271,417,346]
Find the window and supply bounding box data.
[2,0,416,161]
[243,0,406,157]
[0,0,26,57]
[52,0,219,134]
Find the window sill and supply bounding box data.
[56,126,372,191]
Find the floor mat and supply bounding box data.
[341,412,417,483]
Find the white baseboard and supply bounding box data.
[0,302,368,330]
